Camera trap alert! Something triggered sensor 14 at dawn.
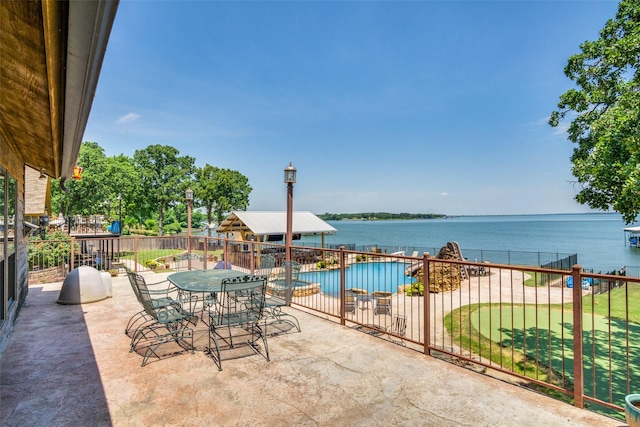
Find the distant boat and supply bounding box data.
[624,226,640,247]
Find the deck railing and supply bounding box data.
[27,235,637,420]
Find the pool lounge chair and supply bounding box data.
[343,294,357,315]
[374,297,391,315]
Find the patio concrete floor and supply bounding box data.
[1,272,620,426]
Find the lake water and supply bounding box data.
[300,213,640,273]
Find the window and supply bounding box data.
[0,168,17,322]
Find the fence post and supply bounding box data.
[134,236,139,273]
[249,239,255,273]
[423,252,431,356]
[223,236,229,268]
[70,236,75,271]
[202,237,208,270]
[571,264,584,408]
[340,246,346,326]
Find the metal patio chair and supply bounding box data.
[205,275,269,371]
[263,256,301,334]
[128,272,197,366]
[385,314,407,346]
[125,271,183,338]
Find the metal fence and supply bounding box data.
[27,236,637,420]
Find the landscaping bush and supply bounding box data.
[144,259,159,269]
[405,281,424,296]
[28,229,78,269]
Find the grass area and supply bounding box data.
[567,282,640,324]
[444,304,572,403]
[120,249,224,267]
[523,271,564,287]
[445,285,640,419]
[120,249,184,266]
[470,305,639,408]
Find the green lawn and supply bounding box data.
[120,249,224,268]
[120,249,184,266]
[568,282,640,324]
[445,283,639,418]
[471,305,639,409]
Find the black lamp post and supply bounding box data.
[284,162,296,261]
[186,188,193,270]
[284,162,296,305]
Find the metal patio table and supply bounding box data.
[167,269,246,322]
[168,269,246,293]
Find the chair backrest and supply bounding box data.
[214,275,267,326]
[127,271,143,303]
[377,297,391,307]
[130,272,157,319]
[390,314,407,337]
[281,260,301,280]
[257,255,276,277]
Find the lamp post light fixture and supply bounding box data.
[284,162,296,305]
[116,195,122,264]
[186,188,193,270]
[116,195,122,233]
[284,162,296,260]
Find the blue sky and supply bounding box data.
[84,0,619,216]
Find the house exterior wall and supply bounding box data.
[0,162,28,356]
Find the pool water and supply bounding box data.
[298,261,416,296]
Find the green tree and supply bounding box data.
[550,0,640,224]
[51,143,143,229]
[194,165,252,235]
[51,142,110,216]
[102,154,142,223]
[133,145,195,235]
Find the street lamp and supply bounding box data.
[284,162,296,305]
[116,195,122,264]
[284,162,296,260]
[186,188,193,270]
[116,195,122,234]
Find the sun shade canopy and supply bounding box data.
[216,211,337,238]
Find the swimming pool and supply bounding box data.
[298,261,416,296]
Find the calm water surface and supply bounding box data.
[301,213,640,272]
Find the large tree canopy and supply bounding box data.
[52,142,109,216]
[550,0,640,224]
[194,165,252,234]
[133,145,195,236]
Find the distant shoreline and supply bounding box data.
[316,213,448,221]
[317,211,616,221]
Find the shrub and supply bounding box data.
[144,259,158,269]
[317,260,327,269]
[28,229,79,269]
[405,281,424,296]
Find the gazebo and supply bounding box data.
[216,211,337,265]
[216,211,336,243]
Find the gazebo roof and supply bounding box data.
[216,211,337,237]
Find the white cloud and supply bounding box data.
[552,122,570,135]
[440,192,449,197]
[117,113,141,124]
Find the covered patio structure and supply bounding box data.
[216,211,337,266]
